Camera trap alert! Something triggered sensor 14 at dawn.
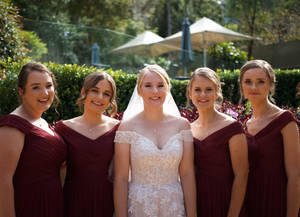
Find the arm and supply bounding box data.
[282,121,300,217]
[0,126,24,217]
[179,136,197,217]
[114,140,130,217]
[227,133,249,217]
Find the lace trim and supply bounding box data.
[180,129,193,143]
[114,131,135,144]
[115,130,193,144]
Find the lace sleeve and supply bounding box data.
[114,131,134,144]
[180,129,193,143]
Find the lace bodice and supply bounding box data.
[114,129,193,217]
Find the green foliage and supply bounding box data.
[0,61,299,123]
[148,57,172,71]
[66,0,131,30]
[150,0,224,37]
[0,0,28,61]
[190,0,224,23]
[208,42,248,70]
[21,31,48,60]
[216,69,241,104]
[275,69,300,107]
[225,0,300,47]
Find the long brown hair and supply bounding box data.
[77,71,118,116]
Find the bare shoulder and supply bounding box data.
[118,113,143,131]
[166,114,191,130]
[218,111,237,124]
[103,115,120,127]
[63,117,80,128]
[270,106,286,118]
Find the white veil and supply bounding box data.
[122,85,181,121]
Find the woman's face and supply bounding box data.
[83,79,112,114]
[242,68,271,103]
[189,75,217,110]
[139,71,167,108]
[19,71,55,114]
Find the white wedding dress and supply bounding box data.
[114,129,193,217]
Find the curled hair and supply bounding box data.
[77,71,118,116]
[239,59,276,104]
[186,67,223,108]
[137,64,171,93]
[18,62,60,108]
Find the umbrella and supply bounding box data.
[91,43,110,69]
[180,18,194,76]
[91,43,101,66]
[160,17,258,66]
[111,31,181,57]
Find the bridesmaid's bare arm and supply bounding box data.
[179,121,197,217]
[60,161,67,187]
[282,121,300,217]
[0,126,24,217]
[114,139,130,217]
[227,133,249,217]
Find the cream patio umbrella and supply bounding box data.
[111,31,181,57]
[158,17,259,66]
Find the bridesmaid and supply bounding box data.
[240,60,300,217]
[0,63,66,217]
[186,67,248,217]
[55,71,120,217]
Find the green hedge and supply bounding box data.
[0,60,299,122]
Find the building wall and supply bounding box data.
[253,40,300,69]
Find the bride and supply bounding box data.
[114,64,197,217]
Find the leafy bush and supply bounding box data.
[208,42,248,70]
[180,100,299,123]
[0,60,299,123]
[21,31,48,60]
[0,0,28,61]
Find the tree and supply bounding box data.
[258,0,300,44]
[225,0,276,59]
[225,0,300,58]
[0,0,28,61]
[67,0,132,31]
[21,31,48,60]
[149,0,224,38]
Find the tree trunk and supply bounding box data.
[247,39,254,59]
[167,0,172,36]
[247,0,258,59]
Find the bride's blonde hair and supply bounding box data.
[137,64,171,94]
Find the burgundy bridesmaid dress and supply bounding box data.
[55,120,119,217]
[0,114,67,217]
[245,111,300,217]
[194,121,246,217]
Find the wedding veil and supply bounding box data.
[122,85,181,121]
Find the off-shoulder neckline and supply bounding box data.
[57,120,119,141]
[6,114,56,136]
[244,110,290,137]
[116,129,191,151]
[193,121,241,142]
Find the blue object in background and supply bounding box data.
[91,43,101,67]
[180,18,194,77]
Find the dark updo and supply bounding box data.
[18,62,59,107]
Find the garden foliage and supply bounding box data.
[0,0,28,62]
[0,60,299,122]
